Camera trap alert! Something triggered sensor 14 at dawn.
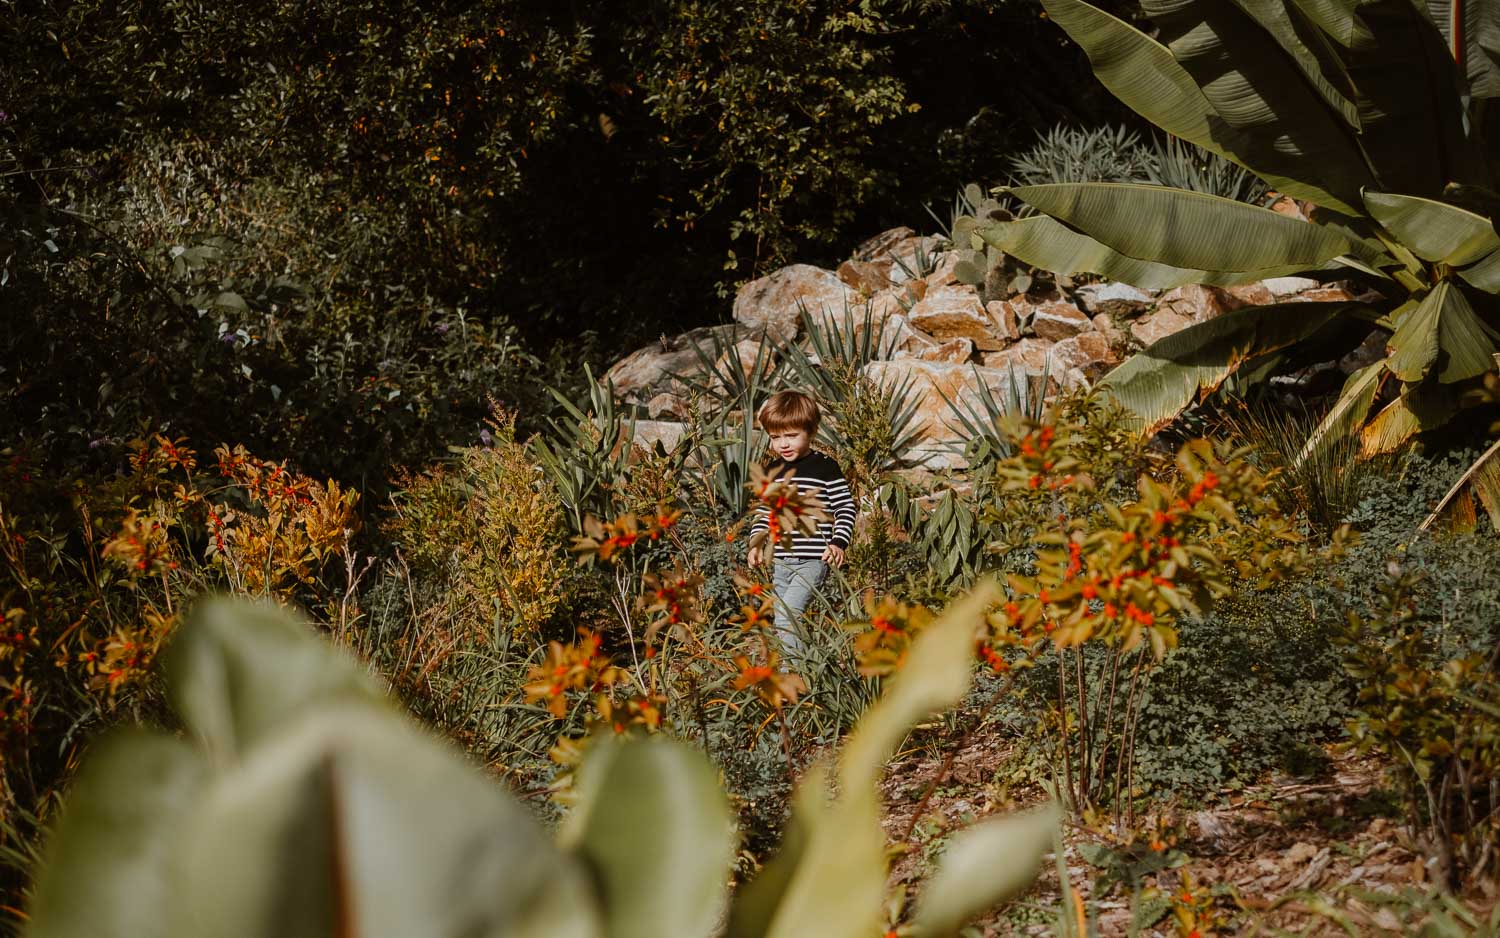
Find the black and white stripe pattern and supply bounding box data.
[748,451,856,558]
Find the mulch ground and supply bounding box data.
[874,733,1498,935]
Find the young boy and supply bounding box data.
[746,390,856,660]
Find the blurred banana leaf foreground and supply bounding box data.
[25,591,1054,938]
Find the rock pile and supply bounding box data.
[603,226,1360,469]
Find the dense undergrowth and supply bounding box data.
[4,318,1498,931]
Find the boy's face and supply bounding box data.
[768,427,812,462]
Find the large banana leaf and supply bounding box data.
[1334,0,1478,197]
[977,215,1330,290]
[1007,184,1351,273]
[1039,0,1362,213]
[1289,0,1378,49]
[1425,0,1500,98]
[1228,0,1362,128]
[1458,244,1500,290]
[1363,191,1500,265]
[1360,380,1461,453]
[1100,301,1358,431]
[1387,280,1500,383]
[1140,0,1377,210]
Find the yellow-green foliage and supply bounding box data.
[387,410,571,635]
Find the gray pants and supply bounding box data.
[772,557,827,661]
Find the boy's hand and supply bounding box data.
[747,544,763,567]
[822,544,845,568]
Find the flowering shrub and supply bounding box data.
[0,434,358,831]
[849,395,1341,821]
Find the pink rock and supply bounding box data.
[908,285,1005,348]
[733,264,852,342]
[910,337,975,364]
[853,226,916,262]
[923,252,963,289]
[1050,332,1116,381]
[647,392,689,420]
[986,300,1021,341]
[1030,302,1093,341]
[1130,309,1195,347]
[1156,284,1237,323]
[982,338,1055,374]
[837,258,892,295]
[606,324,749,399]
[1224,282,1276,306]
[1091,313,1130,355]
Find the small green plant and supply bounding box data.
[1008,125,1155,188]
[386,408,575,637]
[1143,135,1269,205]
[1335,565,1500,888]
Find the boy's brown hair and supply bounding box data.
[756,389,821,434]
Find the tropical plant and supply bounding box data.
[1143,135,1270,206]
[25,591,1056,938]
[981,0,1500,515]
[1007,125,1155,188]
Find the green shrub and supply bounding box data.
[386,410,576,637]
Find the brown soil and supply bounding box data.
[876,734,1498,936]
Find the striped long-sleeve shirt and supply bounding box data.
[748,451,857,559]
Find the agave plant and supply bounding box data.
[26,592,1054,938]
[979,0,1500,525]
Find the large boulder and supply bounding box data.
[605,324,756,400]
[837,258,893,295]
[630,420,689,454]
[853,226,916,262]
[1155,284,1238,324]
[1073,281,1156,317]
[1030,301,1093,342]
[982,337,1055,375]
[907,286,1006,349]
[1130,309,1195,347]
[897,336,974,364]
[861,359,1029,469]
[1049,332,1116,381]
[985,300,1022,341]
[733,264,853,342]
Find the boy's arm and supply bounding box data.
[825,472,856,550]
